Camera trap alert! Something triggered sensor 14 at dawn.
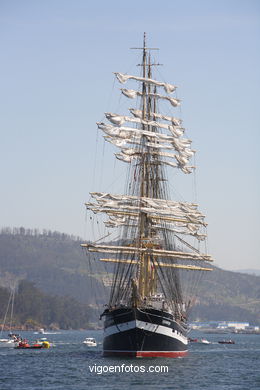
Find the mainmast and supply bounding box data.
[137,33,159,299]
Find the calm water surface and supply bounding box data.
[0,330,259,390]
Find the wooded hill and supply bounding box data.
[0,280,94,330]
[0,228,259,327]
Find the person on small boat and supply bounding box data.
[17,339,30,348]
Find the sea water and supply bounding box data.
[0,330,259,390]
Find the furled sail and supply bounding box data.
[121,89,181,107]
[86,192,207,235]
[97,114,195,174]
[82,242,212,262]
[97,122,176,141]
[114,72,177,93]
[105,113,185,136]
[130,109,182,126]
[115,151,195,174]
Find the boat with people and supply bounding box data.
[218,340,235,344]
[81,34,213,358]
[15,339,51,349]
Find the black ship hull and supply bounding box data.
[103,307,188,357]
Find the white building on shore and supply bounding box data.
[217,321,249,330]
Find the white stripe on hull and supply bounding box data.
[104,319,188,345]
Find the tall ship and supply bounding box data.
[82,34,213,357]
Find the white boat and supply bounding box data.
[83,337,97,347]
[34,328,60,335]
[0,338,17,348]
[199,338,211,344]
[34,328,45,334]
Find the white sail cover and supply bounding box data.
[105,113,184,136]
[86,192,207,240]
[121,149,177,159]
[114,148,195,175]
[115,152,193,171]
[103,216,206,241]
[121,89,181,107]
[96,67,197,175]
[130,109,182,126]
[115,72,177,94]
[87,192,205,222]
[98,120,195,174]
[98,122,176,142]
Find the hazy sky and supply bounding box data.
[0,0,259,271]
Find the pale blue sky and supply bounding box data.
[0,0,259,270]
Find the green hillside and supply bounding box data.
[189,266,260,324]
[0,228,259,326]
[0,280,94,330]
[0,227,109,306]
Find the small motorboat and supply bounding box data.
[34,328,45,334]
[83,337,97,347]
[218,340,235,344]
[0,333,21,348]
[0,338,17,348]
[198,338,211,344]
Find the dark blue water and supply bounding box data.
[0,330,259,389]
